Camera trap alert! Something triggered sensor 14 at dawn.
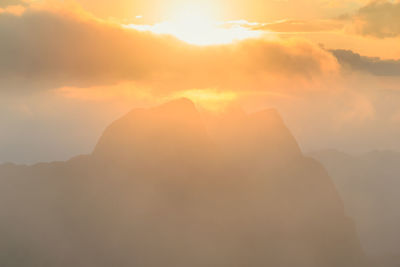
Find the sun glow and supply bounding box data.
[125,3,261,45]
[173,89,238,111]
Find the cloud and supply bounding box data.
[0,0,25,8]
[349,0,400,38]
[2,0,400,164]
[236,1,400,41]
[253,19,344,33]
[0,0,26,15]
[0,4,339,96]
[248,1,400,38]
[334,93,376,128]
[331,49,400,76]
[75,0,369,25]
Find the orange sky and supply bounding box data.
[0,0,400,163]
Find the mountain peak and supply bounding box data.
[92,98,212,168]
[206,107,302,166]
[92,99,304,168]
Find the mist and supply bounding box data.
[1,0,400,266]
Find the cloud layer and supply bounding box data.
[0,4,339,95]
[350,0,400,38]
[332,49,400,76]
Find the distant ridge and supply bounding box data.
[311,149,400,267]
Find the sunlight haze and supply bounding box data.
[1,0,400,266]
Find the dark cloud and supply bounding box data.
[351,0,400,38]
[0,6,338,94]
[331,49,400,76]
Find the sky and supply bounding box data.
[1,0,400,163]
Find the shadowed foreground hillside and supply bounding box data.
[0,99,367,267]
[311,149,400,267]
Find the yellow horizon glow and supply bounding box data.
[125,3,262,45]
[173,89,238,111]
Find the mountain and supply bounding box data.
[310,149,400,267]
[0,99,367,267]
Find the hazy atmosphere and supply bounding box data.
[0,0,399,266]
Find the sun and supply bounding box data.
[160,3,218,45]
[171,3,216,29]
[126,3,261,46]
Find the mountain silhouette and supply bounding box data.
[0,99,367,267]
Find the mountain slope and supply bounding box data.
[0,99,367,267]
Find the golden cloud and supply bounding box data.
[349,0,400,38]
[253,19,345,33]
[0,3,339,97]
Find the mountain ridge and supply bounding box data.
[0,98,368,267]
